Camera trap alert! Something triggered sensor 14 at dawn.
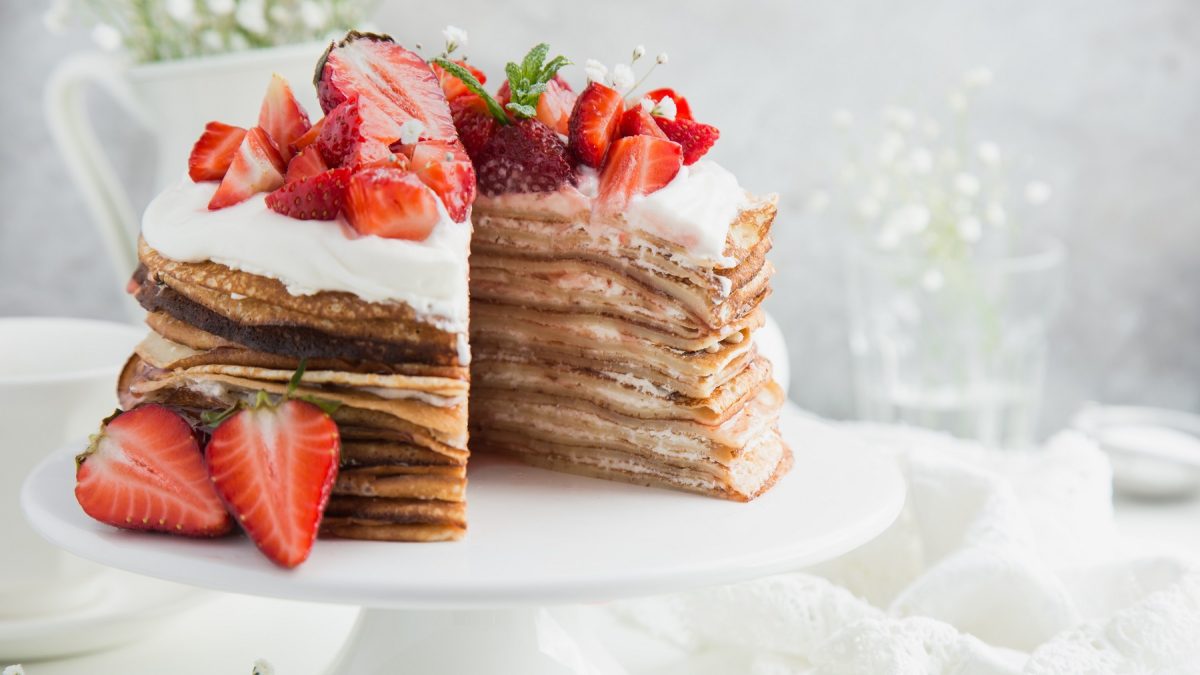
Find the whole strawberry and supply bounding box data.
[475,118,572,195]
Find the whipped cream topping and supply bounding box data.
[142,178,471,331]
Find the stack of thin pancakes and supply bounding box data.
[469,195,791,501]
[121,239,469,541]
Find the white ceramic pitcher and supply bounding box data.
[44,42,326,288]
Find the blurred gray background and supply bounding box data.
[2,0,1197,434]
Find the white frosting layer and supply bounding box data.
[624,161,748,266]
[142,178,471,331]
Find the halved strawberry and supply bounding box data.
[432,59,486,101]
[206,398,340,569]
[284,145,329,184]
[75,404,232,537]
[476,118,572,196]
[619,107,668,140]
[209,127,285,210]
[656,118,720,165]
[290,117,325,155]
[567,82,625,168]
[344,168,441,240]
[315,32,456,142]
[450,95,500,161]
[644,88,694,121]
[258,73,311,162]
[315,95,394,169]
[536,76,576,135]
[188,122,248,182]
[266,167,350,220]
[595,135,683,214]
[409,142,475,223]
[407,139,471,166]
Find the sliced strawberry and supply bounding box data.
[290,117,325,155]
[266,167,351,220]
[567,82,625,168]
[475,118,572,196]
[258,73,311,162]
[188,122,248,182]
[450,95,500,161]
[656,117,720,165]
[344,168,441,240]
[206,399,339,569]
[75,404,233,537]
[595,135,683,214]
[315,32,455,142]
[536,76,576,135]
[409,142,475,223]
[644,88,694,121]
[432,59,486,101]
[209,127,285,210]
[285,145,329,184]
[619,107,668,140]
[315,95,394,168]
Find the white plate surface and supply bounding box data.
[22,404,904,609]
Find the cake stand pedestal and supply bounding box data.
[22,406,904,674]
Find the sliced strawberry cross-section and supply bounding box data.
[567,82,625,168]
[284,145,329,184]
[266,167,351,220]
[208,127,285,210]
[619,107,668,140]
[536,75,576,136]
[408,140,475,223]
[290,116,325,155]
[206,398,340,569]
[316,32,456,143]
[344,167,442,241]
[188,121,248,182]
[595,135,683,215]
[258,73,311,162]
[315,94,394,169]
[656,117,720,165]
[75,404,233,537]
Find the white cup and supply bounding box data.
[0,317,144,618]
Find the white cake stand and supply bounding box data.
[21,406,904,674]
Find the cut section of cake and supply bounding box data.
[439,48,790,500]
[122,32,476,545]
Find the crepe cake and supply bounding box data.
[436,47,791,500]
[121,31,478,547]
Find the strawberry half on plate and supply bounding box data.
[75,404,233,537]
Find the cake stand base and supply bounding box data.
[326,607,626,675]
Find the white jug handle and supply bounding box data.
[44,52,150,285]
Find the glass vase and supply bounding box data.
[845,235,1065,449]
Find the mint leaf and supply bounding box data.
[432,57,509,125]
[503,43,570,121]
[505,102,537,119]
[286,358,308,398]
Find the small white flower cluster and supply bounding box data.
[639,93,676,120]
[2,665,25,675]
[814,67,1052,288]
[251,658,275,675]
[442,25,468,57]
[585,44,669,99]
[43,0,376,64]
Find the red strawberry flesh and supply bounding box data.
[619,107,668,140]
[567,82,625,168]
[644,88,694,121]
[595,135,683,214]
[75,404,233,537]
[188,122,248,182]
[209,127,285,210]
[258,74,311,162]
[284,145,329,184]
[656,117,720,165]
[206,399,340,569]
[266,167,351,220]
[344,168,442,240]
[475,118,572,196]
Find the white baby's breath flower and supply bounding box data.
[632,45,645,61]
[42,0,69,33]
[908,147,933,174]
[653,96,677,120]
[206,0,235,16]
[985,202,1007,226]
[639,97,654,112]
[831,109,854,129]
[948,91,968,113]
[806,190,831,214]
[954,172,981,197]
[964,67,994,89]
[268,4,289,23]
[921,268,945,292]
[610,63,635,93]
[251,659,274,675]
[882,105,916,131]
[91,23,122,51]
[656,52,668,64]
[200,30,223,51]
[299,1,327,29]
[584,59,608,84]
[442,25,468,54]
[235,0,268,34]
[977,141,1001,166]
[1025,180,1052,205]
[957,216,983,242]
[398,119,426,145]
[3,665,26,675]
[229,32,249,50]
[884,204,931,235]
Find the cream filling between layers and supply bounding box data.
[142,177,472,332]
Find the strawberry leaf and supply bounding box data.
[433,57,509,125]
